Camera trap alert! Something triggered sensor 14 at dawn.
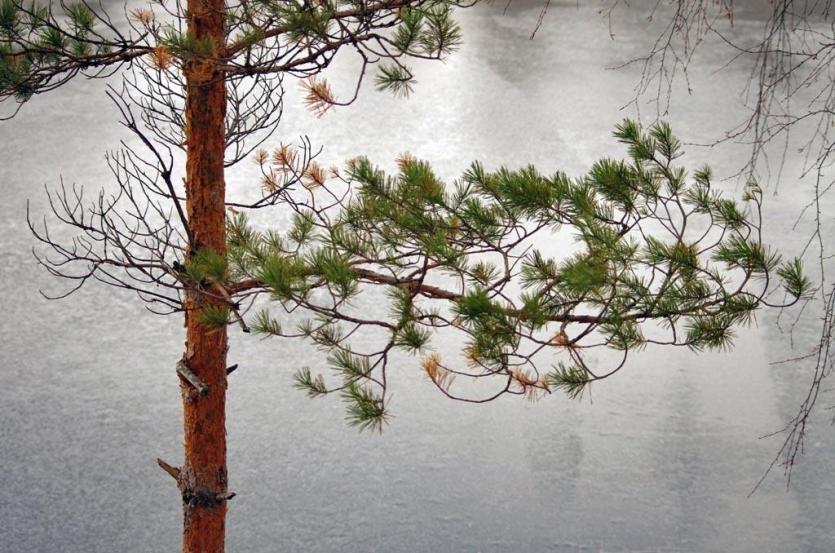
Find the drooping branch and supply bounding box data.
[0,0,153,106]
[226,121,810,431]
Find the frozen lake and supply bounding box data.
[1,1,834,551]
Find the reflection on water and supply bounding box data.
[1,1,834,552]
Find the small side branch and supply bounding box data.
[157,458,181,481]
[213,284,250,333]
[177,360,209,395]
[226,364,239,375]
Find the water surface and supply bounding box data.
[1,2,834,551]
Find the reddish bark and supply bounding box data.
[179,0,229,550]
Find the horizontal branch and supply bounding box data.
[224,0,416,58]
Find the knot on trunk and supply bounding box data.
[176,465,235,517]
[182,486,235,511]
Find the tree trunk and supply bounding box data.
[179,0,228,550]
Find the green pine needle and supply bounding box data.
[198,304,231,329]
[546,363,591,400]
[375,64,415,97]
[340,381,387,432]
[777,258,813,299]
[293,367,328,397]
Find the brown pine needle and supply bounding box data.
[272,143,297,169]
[422,353,454,391]
[149,47,174,71]
[301,77,337,117]
[129,8,154,25]
[303,162,327,189]
[254,148,269,166]
[395,152,416,171]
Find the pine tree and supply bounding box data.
[1,0,464,550]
